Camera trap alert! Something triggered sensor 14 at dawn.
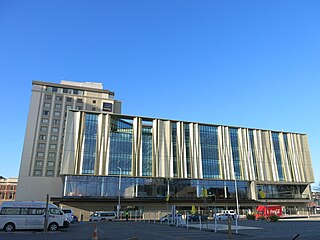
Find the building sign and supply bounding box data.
[103,102,113,112]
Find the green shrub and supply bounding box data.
[268,214,280,222]
[258,215,266,221]
[246,213,256,220]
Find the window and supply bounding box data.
[48,152,56,158]
[76,106,82,110]
[76,98,83,103]
[52,119,60,125]
[55,96,63,101]
[39,135,46,140]
[93,100,96,104]
[37,152,44,157]
[49,144,57,149]
[102,102,113,112]
[42,110,50,116]
[28,208,45,215]
[44,103,51,108]
[66,105,72,110]
[52,127,59,133]
[45,95,52,100]
[49,208,61,215]
[46,170,54,176]
[51,135,58,141]
[38,143,45,149]
[52,87,58,92]
[40,126,47,132]
[41,118,49,124]
[54,111,61,117]
[35,161,43,166]
[0,207,20,215]
[92,107,96,111]
[66,97,72,102]
[55,104,62,109]
[47,161,55,167]
[82,114,98,174]
[34,170,42,176]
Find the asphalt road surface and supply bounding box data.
[1,219,320,240]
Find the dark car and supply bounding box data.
[71,215,79,223]
[187,214,208,222]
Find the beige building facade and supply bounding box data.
[0,177,18,204]
[16,80,121,201]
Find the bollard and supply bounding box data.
[92,223,98,240]
[228,215,232,240]
[214,213,217,233]
[186,212,189,229]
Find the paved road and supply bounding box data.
[1,219,320,240]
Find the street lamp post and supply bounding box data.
[117,167,122,220]
[234,176,239,234]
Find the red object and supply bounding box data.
[255,205,282,219]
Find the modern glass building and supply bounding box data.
[57,110,314,214]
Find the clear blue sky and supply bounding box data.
[0,1,319,186]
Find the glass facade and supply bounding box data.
[283,134,294,179]
[229,128,242,179]
[272,132,285,181]
[257,184,309,199]
[63,175,249,200]
[141,125,152,176]
[171,122,178,177]
[184,124,191,178]
[108,118,133,176]
[249,130,258,180]
[199,125,220,178]
[81,114,98,174]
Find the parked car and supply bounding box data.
[187,214,208,222]
[221,210,236,215]
[0,201,65,232]
[160,214,182,223]
[89,211,116,222]
[215,213,236,221]
[71,214,79,223]
[62,209,74,224]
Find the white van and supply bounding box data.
[0,201,66,232]
[89,211,116,222]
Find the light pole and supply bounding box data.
[234,175,239,234]
[117,167,122,220]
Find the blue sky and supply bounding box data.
[0,1,319,186]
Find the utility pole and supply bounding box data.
[117,167,122,220]
[43,194,49,232]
